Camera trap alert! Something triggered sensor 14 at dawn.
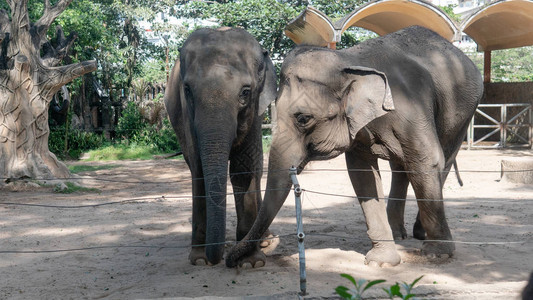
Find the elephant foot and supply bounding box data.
[236,249,266,269]
[421,240,455,258]
[260,229,275,248]
[413,221,426,240]
[189,246,209,266]
[364,244,401,267]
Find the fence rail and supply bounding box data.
[467,103,532,149]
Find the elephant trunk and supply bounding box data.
[226,126,305,267]
[197,124,236,265]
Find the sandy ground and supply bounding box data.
[1,149,532,299]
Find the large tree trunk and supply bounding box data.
[0,0,96,187]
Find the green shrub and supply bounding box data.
[130,118,180,153]
[116,101,145,140]
[49,126,106,159]
[336,274,424,300]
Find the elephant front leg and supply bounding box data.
[229,141,273,268]
[189,171,209,265]
[345,152,401,267]
[386,161,410,240]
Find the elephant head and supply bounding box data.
[165,28,276,265]
[226,47,394,267]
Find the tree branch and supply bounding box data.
[41,25,78,67]
[41,60,97,98]
[33,0,73,46]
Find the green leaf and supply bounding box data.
[335,286,352,299]
[362,279,386,292]
[410,275,424,289]
[390,283,403,297]
[340,273,358,288]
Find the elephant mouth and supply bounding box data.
[296,158,309,174]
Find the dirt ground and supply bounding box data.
[1,149,532,299]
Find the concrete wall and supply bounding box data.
[483,82,533,105]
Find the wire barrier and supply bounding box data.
[2,166,533,185]
[1,167,532,254]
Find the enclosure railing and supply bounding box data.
[467,103,532,149]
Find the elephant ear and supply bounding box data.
[342,66,395,140]
[258,50,277,116]
[164,60,188,151]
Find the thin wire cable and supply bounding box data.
[1,165,531,185]
[302,189,533,203]
[1,233,529,255]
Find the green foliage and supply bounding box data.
[49,126,106,160]
[310,0,366,18]
[336,274,387,300]
[336,274,424,300]
[490,47,533,82]
[382,276,424,300]
[178,0,302,58]
[116,101,180,154]
[438,5,461,23]
[464,46,533,82]
[116,101,145,140]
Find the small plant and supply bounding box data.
[335,274,424,300]
[382,275,424,300]
[335,274,386,300]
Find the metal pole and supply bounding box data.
[290,166,307,296]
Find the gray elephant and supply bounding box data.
[164,27,276,266]
[226,26,483,268]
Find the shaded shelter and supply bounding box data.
[285,0,533,83]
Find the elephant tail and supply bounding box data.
[453,159,463,187]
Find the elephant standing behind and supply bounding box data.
[164,27,276,266]
[226,26,483,268]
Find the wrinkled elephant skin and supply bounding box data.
[164,28,277,266]
[226,26,483,268]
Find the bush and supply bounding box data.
[129,118,180,154]
[49,126,106,159]
[49,100,179,161]
[116,101,145,140]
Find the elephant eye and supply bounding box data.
[184,84,192,99]
[295,113,313,127]
[240,86,251,98]
[239,86,251,105]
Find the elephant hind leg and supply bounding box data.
[386,161,410,240]
[404,138,454,256]
[413,211,426,240]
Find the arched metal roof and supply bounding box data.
[285,0,533,51]
[338,0,458,42]
[462,0,533,51]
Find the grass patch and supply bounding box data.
[54,182,100,194]
[68,164,119,173]
[84,144,155,161]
